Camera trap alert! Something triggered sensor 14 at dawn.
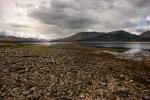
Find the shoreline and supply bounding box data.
[0,43,150,99]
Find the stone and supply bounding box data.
[22,91,29,96]
[0,96,3,100]
[142,94,150,100]
[129,80,134,83]
[79,93,85,98]
[30,87,37,92]
[0,44,149,99]
[100,80,108,86]
[10,88,20,97]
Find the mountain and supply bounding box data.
[0,35,41,43]
[53,30,142,42]
[140,31,150,41]
[140,31,150,37]
[81,30,141,42]
[53,32,105,42]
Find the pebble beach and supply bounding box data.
[0,43,150,100]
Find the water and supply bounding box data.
[24,42,67,46]
[80,42,150,50]
[80,42,150,61]
[78,42,150,61]
[25,42,150,50]
[25,42,150,61]
[121,49,150,61]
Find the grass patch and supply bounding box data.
[0,43,48,53]
[0,42,19,48]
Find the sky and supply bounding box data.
[0,0,150,39]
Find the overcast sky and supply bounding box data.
[0,0,150,39]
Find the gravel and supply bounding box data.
[0,44,149,99]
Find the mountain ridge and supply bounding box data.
[52,30,149,42]
[140,31,150,41]
[53,32,105,42]
[0,30,150,42]
[0,35,43,43]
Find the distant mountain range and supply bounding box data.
[0,30,149,43]
[0,35,42,43]
[52,30,150,42]
[53,32,105,42]
[140,31,150,41]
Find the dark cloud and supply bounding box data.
[29,0,98,30]
[29,0,150,34]
[132,0,150,7]
[136,28,147,33]
[1,0,150,39]
[121,21,136,28]
[147,21,150,25]
[29,0,117,30]
[10,23,29,28]
[0,31,6,36]
[146,17,150,25]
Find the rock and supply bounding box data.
[100,97,107,100]
[10,88,20,97]
[100,80,108,86]
[27,94,33,99]
[79,93,85,98]
[45,92,50,96]
[120,75,124,78]
[142,94,150,100]
[0,96,3,100]
[22,91,29,96]
[32,93,41,99]
[30,87,37,92]
[0,44,149,99]
[0,92,5,97]
[116,88,130,98]
[129,80,134,83]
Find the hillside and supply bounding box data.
[0,35,40,43]
[53,32,105,42]
[53,30,142,42]
[81,30,141,42]
[140,31,150,41]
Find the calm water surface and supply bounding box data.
[25,42,150,61]
[80,42,150,50]
[27,42,150,50]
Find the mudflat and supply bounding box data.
[0,43,150,99]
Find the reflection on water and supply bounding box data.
[81,42,150,60]
[25,42,68,46]
[118,49,150,61]
[102,49,150,61]
[82,42,150,50]
[124,49,142,54]
[25,42,150,61]
[26,42,150,49]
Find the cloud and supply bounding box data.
[146,16,150,25]
[29,0,98,30]
[0,0,150,39]
[29,0,150,35]
[131,0,150,7]
[0,31,7,36]
[10,23,30,28]
[136,28,147,33]
[121,21,136,28]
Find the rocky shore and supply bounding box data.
[0,43,150,100]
